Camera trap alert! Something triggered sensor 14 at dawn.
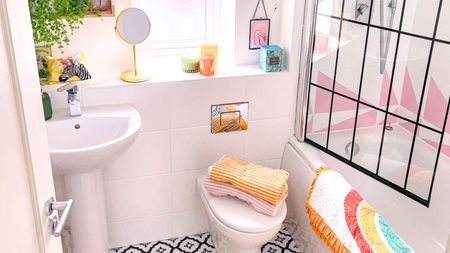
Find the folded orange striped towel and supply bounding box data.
[209,155,289,205]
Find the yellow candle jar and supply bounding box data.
[200,42,218,72]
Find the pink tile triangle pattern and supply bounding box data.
[309,69,449,158]
[424,78,448,130]
[400,69,419,115]
[380,70,398,107]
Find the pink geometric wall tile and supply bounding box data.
[442,144,450,158]
[332,94,356,112]
[377,111,399,126]
[335,81,358,99]
[424,139,450,158]
[356,110,377,128]
[317,71,333,90]
[359,103,369,109]
[306,117,313,134]
[400,69,419,114]
[325,109,376,132]
[423,78,447,129]
[424,139,439,149]
[314,87,332,113]
[318,71,361,99]
[446,111,450,134]
[317,127,329,133]
[329,116,356,131]
[400,121,416,134]
[379,70,399,107]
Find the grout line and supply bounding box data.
[167,83,174,218]
[243,76,250,158]
[103,168,209,184]
[102,156,284,184]
[166,116,295,133]
[103,173,173,184]
[108,213,173,225]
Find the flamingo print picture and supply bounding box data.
[249,19,270,49]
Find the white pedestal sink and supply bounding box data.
[46,105,141,253]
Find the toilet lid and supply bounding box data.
[198,175,287,233]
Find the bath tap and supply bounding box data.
[355,3,369,20]
[57,82,81,116]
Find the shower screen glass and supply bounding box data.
[304,0,449,206]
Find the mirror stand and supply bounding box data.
[120,45,150,83]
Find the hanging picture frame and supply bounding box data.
[249,19,271,49]
[249,0,270,50]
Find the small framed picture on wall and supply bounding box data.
[249,19,270,50]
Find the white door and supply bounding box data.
[0,1,64,253]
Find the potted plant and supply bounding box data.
[28,0,99,51]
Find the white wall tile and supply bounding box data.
[171,209,209,239]
[104,175,172,222]
[172,169,207,213]
[171,126,246,172]
[247,72,298,120]
[103,131,171,181]
[54,186,67,202]
[254,159,282,169]
[245,117,295,161]
[82,84,170,132]
[169,78,247,129]
[108,215,172,249]
[53,173,65,188]
[46,89,70,109]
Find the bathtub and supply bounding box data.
[308,125,443,201]
[281,136,450,252]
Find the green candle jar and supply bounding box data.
[181,54,200,73]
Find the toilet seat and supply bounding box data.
[198,175,287,233]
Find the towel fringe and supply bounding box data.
[305,166,351,253]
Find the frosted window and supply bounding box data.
[132,0,208,42]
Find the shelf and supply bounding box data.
[85,5,115,18]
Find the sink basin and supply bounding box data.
[46,104,141,253]
[47,104,141,175]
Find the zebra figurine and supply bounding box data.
[59,59,91,82]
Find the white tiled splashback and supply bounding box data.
[49,71,297,248]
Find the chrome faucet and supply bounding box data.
[57,82,81,116]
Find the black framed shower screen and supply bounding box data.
[303,0,450,206]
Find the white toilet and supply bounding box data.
[197,175,287,253]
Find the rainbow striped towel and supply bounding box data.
[306,167,414,253]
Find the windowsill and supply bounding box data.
[41,56,286,91]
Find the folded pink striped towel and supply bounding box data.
[203,176,285,216]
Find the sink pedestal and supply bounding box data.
[64,169,109,253]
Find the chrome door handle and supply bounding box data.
[46,197,73,237]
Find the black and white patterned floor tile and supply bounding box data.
[111,227,301,253]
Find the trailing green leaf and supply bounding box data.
[28,0,99,51]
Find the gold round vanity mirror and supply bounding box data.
[115,8,151,83]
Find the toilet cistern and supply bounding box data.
[57,82,81,116]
